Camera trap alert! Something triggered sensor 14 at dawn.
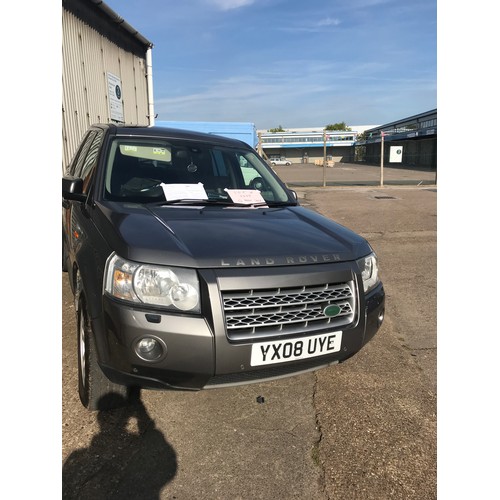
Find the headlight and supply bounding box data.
[356,253,380,293]
[104,253,200,313]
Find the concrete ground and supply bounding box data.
[62,167,437,499]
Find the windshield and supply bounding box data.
[103,138,294,205]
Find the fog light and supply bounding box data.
[135,336,166,362]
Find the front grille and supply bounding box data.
[222,282,356,341]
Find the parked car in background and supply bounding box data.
[269,156,292,166]
[62,124,385,411]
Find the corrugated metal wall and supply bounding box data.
[62,8,150,171]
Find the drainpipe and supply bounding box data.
[146,47,155,126]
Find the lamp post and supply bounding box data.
[380,131,385,187]
[323,130,327,187]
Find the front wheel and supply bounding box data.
[77,298,129,411]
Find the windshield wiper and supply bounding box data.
[149,197,296,208]
[151,198,236,206]
[150,199,275,208]
[265,201,297,207]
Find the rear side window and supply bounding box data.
[67,129,104,195]
[68,131,96,177]
[79,130,104,194]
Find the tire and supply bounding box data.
[77,298,128,411]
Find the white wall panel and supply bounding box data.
[62,8,151,170]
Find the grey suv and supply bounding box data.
[62,124,385,410]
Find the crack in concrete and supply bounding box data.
[312,371,330,499]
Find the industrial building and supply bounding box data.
[62,0,154,170]
[257,109,436,168]
[258,129,359,165]
[359,109,437,168]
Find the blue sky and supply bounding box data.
[103,0,436,130]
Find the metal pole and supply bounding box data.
[146,47,155,126]
[380,133,384,187]
[323,130,327,187]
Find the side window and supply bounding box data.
[80,130,104,194]
[70,131,97,177]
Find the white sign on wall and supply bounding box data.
[107,72,124,122]
[389,146,403,163]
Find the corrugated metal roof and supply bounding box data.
[63,0,153,52]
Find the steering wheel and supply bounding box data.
[121,177,163,197]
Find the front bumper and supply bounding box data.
[93,264,385,390]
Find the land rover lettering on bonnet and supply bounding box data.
[62,124,385,411]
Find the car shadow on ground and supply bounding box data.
[62,392,177,499]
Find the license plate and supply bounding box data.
[250,331,342,367]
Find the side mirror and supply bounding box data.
[62,176,86,202]
[289,189,298,201]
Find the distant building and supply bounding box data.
[256,111,436,168]
[359,109,437,168]
[257,126,376,164]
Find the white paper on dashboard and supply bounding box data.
[160,182,208,201]
[224,189,267,205]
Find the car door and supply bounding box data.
[63,129,104,280]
